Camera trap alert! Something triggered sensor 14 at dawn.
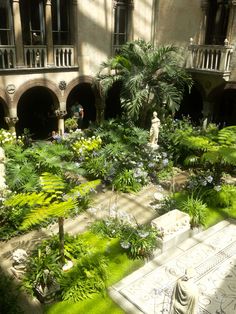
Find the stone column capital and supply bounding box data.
[55,109,67,118]
[5,116,19,126]
[45,0,52,5]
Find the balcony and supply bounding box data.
[186,42,234,81]
[0,45,75,70]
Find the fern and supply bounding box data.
[218,126,236,145]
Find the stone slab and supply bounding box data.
[110,220,236,314]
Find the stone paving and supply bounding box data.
[109,219,236,314]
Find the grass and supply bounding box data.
[44,232,143,314]
[172,191,236,229]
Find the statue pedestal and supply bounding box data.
[151,209,191,252]
[148,143,159,149]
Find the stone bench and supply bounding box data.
[151,209,191,252]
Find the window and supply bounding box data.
[20,0,45,45]
[113,0,133,53]
[205,0,230,45]
[0,0,13,45]
[52,0,71,45]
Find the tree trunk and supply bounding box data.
[58,217,65,264]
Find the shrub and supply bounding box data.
[180,195,207,228]
[60,254,108,302]
[113,169,142,193]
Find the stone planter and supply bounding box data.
[34,282,60,304]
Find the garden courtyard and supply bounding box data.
[1,41,236,314]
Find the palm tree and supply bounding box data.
[96,39,193,127]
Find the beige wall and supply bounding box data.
[76,0,113,76]
[155,0,202,47]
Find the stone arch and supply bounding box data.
[13,78,61,106]
[207,82,236,127]
[15,79,61,139]
[65,76,99,128]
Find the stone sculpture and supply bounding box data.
[150,111,160,147]
[170,268,199,314]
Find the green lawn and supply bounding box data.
[44,233,143,314]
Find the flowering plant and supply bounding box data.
[0,129,23,146]
[72,136,102,159]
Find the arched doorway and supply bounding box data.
[0,99,8,130]
[105,81,122,120]
[16,87,58,139]
[214,88,236,127]
[175,86,203,124]
[67,83,96,129]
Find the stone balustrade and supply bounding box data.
[24,45,47,68]
[54,46,74,67]
[187,44,234,77]
[0,46,16,69]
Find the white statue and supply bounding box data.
[170,268,199,314]
[150,111,160,146]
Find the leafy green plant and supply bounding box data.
[180,195,207,228]
[22,247,62,300]
[60,254,108,302]
[96,40,192,126]
[72,136,102,158]
[90,217,158,259]
[4,172,100,263]
[65,117,78,131]
[113,169,142,192]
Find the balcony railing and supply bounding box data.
[187,43,234,78]
[54,46,74,67]
[0,46,16,69]
[0,45,75,70]
[24,46,47,68]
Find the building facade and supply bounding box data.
[0,0,235,138]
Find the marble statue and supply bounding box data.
[150,111,160,146]
[170,268,199,314]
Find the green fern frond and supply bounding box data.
[201,150,221,164]
[21,198,77,230]
[4,192,52,208]
[218,147,236,165]
[218,126,236,145]
[40,172,65,193]
[68,180,100,198]
[183,155,200,166]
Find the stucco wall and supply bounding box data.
[76,0,113,76]
[155,0,202,47]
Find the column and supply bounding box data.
[227,1,236,44]
[45,0,54,66]
[55,109,67,135]
[72,0,78,65]
[199,0,209,45]
[12,0,24,67]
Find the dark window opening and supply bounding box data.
[113,1,132,54]
[52,0,71,45]
[0,0,13,45]
[205,0,230,45]
[20,0,45,45]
